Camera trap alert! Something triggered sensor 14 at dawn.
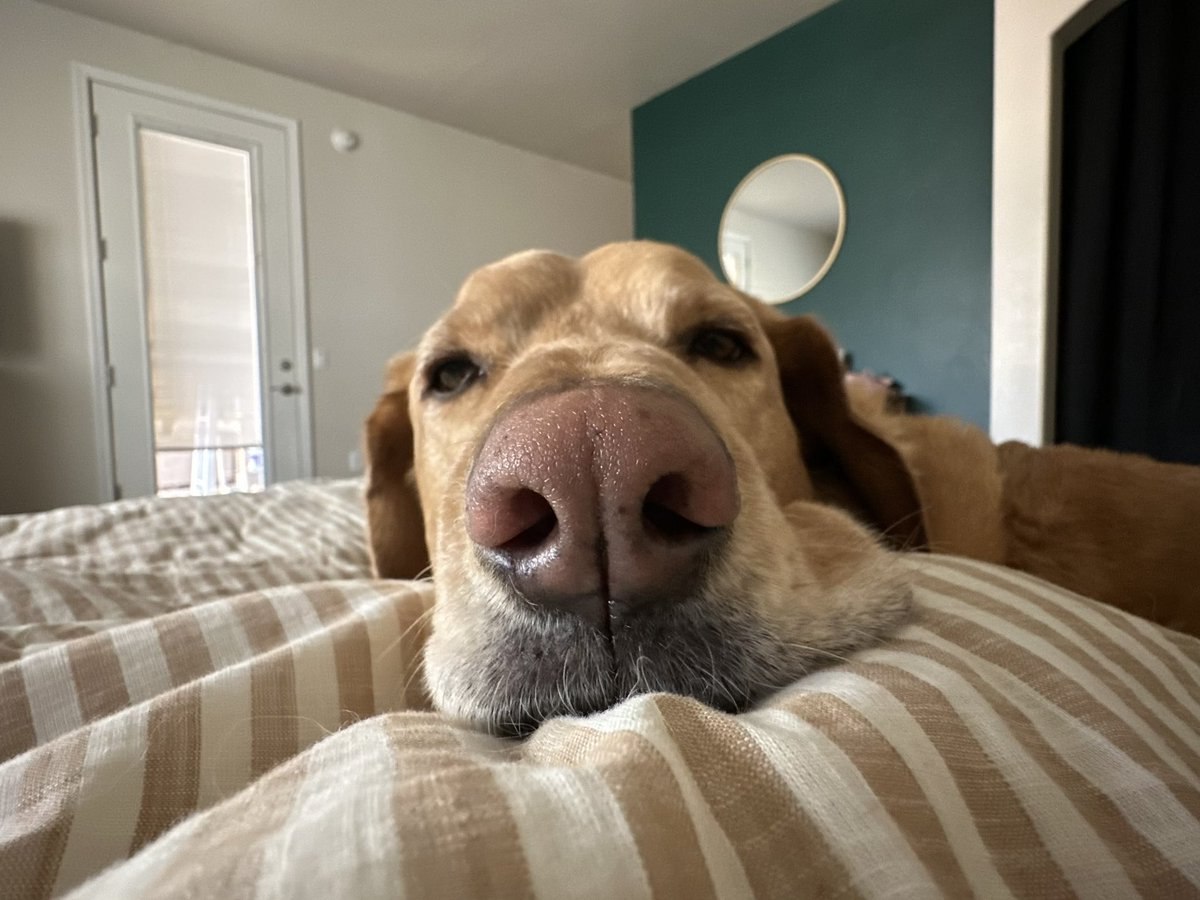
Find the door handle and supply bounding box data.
[271,384,301,396]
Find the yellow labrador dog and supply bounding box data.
[365,241,913,734]
[366,240,1200,734]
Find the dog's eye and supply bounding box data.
[425,355,483,398]
[687,328,755,366]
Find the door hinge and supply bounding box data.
[114,483,123,501]
[90,113,99,138]
[99,237,108,262]
[107,365,116,389]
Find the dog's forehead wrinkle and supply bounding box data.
[576,247,727,323]
[581,240,718,285]
[461,248,579,299]
[435,254,584,360]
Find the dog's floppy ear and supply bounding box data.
[364,352,430,579]
[760,313,927,550]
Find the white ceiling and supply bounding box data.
[36,0,839,179]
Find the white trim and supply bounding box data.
[71,65,313,496]
[990,0,1126,445]
[282,109,315,480]
[72,64,117,501]
[73,65,302,137]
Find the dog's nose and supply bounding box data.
[465,383,740,629]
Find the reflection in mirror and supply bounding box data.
[719,154,846,305]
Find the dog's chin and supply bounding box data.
[424,601,756,737]
[424,582,909,738]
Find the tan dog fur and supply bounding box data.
[366,241,1199,730]
[366,241,912,732]
[846,397,1200,634]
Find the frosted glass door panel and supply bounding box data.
[138,130,265,496]
[91,78,311,500]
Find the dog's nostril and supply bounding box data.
[468,484,558,551]
[499,489,557,553]
[645,472,688,511]
[642,473,711,542]
[642,501,710,542]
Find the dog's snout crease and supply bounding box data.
[465,384,740,628]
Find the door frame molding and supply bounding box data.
[72,65,313,499]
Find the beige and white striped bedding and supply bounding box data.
[1,479,1198,898]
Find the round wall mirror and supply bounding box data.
[718,154,846,304]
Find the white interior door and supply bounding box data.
[89,77,311,499]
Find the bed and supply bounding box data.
[1,479,1198,898]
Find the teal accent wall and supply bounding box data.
[633,0,993,425]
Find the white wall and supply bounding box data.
[0,0,632,513]
[991,0,1123,444]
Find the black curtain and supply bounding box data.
[1055,0,1200,464]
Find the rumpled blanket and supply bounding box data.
[1,480,1197,898]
